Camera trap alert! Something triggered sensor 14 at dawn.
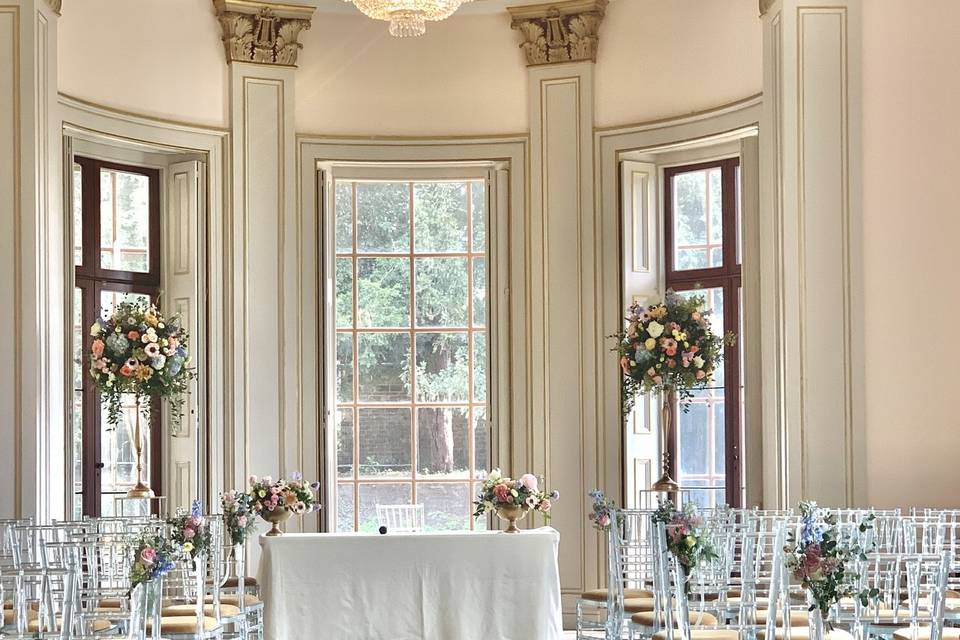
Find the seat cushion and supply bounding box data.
[580,588,654,603]
[3,608,38,625]
[754,609,810,626]
[204,594,262,608]
[222,576,259,589]
[654,629,740,640]
[624,598,657,613]
[632,611,719,627]
[163,603,242,618]
[27,617,111,633]
[893,627,960,640]
[98,598,123,610]
[146,615,220,633]
[758,627,854,640]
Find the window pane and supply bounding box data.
[336,258,353,328]
[357,257,409,327]
[416,407,468,478]
[335,181,354,253]
[336,408,354,478]
[473,407,489,478]
[674,287,725,506]
[336,483,355,532]
[356,182,409,253]
[72,287,83,518]
[735,165,742,264]
[414,182,467,253]
[357,333,410,402]
[472,258,486,327]
[336,334,353,402]
[100,168,150,273]
[415,333,468,403]
[358,408,411,478]
[358,483,411,532]
[471,180,486,253]
[73,163,83,266]
[415,257,467,327]
[672,168,723,271]
[473,332,486,403]
[417,483,470,531]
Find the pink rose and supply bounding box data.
[140,547,156,564]
[538,499,552,512]
[237,515,247,527]
[519,474,539,492]
[91,339,104,358]
[598,514,610,528]
[695,370,706,380]
[492,483,512,503]
[183,527,195,539]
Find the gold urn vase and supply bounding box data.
[495,504,530,534]
[261,506,292,537]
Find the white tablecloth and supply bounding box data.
[258,527,563,640]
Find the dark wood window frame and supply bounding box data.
[74,156,162,517]
[663,157,743,507]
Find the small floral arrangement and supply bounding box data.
[653,500,718,576]
[128,533,177,594]
[248,472,321,516]
[472,469,558,520]
[221,490,257,545]
[588,489,618,532]
[616,290,733,414]
[784,501,878,620]
[168,500,211,560]
[88,298,194,429]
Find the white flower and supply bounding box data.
[152,355,167,370]
[488,469,501,482]
[90,322,101,337]
[693,356,705,369]
[647,321,665,338]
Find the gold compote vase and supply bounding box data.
[495,503,530,533]
[261,506,292,537]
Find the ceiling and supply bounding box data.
[311,0,539,16]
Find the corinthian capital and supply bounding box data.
[507,0,607,67]
[759,0,776,16]
[213,0,316,67]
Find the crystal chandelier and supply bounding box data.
[345,0,473,37]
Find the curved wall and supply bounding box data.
[57,0,762,134]
[58,0,228,128]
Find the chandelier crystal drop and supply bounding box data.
[345,0,473,37]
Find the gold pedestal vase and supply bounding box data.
[651,386,680,492]
[262,506,293,537]
[127,395,155,499]
[495,504,530,533]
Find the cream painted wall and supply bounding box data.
[57,0,228,128]
[295,11,528,135]
[55,0,762,135]
[595,0,762,128]
[862,0,960,509]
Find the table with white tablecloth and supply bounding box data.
[258,527,563,640]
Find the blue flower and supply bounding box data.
[190,499,203,519]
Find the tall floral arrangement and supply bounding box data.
[473,469,558,520]
[588,489,617,532]
[617,290,731,415]
[652,500,718,576]
[221,490,257,545]
[248,473,321,516]
[784,501,877,621]
[168,500,211,560]
[88,298,194,429]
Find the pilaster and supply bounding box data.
[508,0,607,620]
[759,0,864,507]
[0,0,63,521]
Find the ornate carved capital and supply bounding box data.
[759,0,776,16]
[213,0,315,66]
[45,0,62,15]
[507,0,607,67]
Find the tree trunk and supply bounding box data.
[421,339,454,473]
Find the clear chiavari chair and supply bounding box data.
[375,504,425,533]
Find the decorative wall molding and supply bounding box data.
[507,0,607,66]
[213,0,315,66]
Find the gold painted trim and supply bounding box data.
[213,0,316,18]
[58,92,230,134]
[595,94,763,135]
[295,132,530,144]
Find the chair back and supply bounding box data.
[376,504,425,533]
